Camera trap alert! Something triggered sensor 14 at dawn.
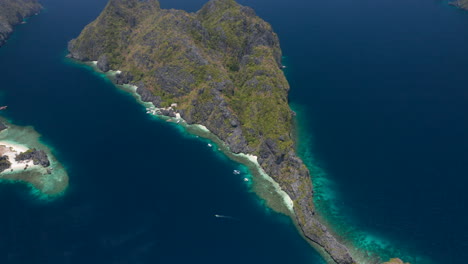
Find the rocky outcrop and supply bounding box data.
[0,155,11,173]
[0,121,7,132]
[136,86,162,107]
[15,148,50,167]
[449,0,468,10]
[97,54,110,72]
[0,0,42,47]
[68,0,357,263]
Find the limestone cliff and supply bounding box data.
[68,0,355,263]
[0,0,41,47]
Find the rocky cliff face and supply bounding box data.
[0,155,11,173]
[68,0,356,263]
[0,0,41,47]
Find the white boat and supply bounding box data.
[233,170,241,175]
[243,178,249,182]
[207,144,212,147]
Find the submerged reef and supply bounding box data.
[0,119,68,196]
[0,0,42,47]
[68,0,408,263]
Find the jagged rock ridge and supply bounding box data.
[68,0,356,263]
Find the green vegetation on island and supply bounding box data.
[68,0,408,263]
[0,0,41,47]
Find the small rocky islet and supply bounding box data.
[0,119,69,196]
[68,0,409,263]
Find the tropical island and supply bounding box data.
[68,0,407,263]
[0,0,41,47]
[0,118,68,196]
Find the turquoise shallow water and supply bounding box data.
[292,104,434,264]
[1,0,468,263]
[276,0,468,262]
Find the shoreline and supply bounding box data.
[73,59,299,215]
[0,140,41,173]
[290,104,428,264]
[0,119,69,198]
[116,65,416,264]
[115,68,297,217]
[70,58,363,264]
[0,0,42,48]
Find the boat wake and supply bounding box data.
[214,214,239,221]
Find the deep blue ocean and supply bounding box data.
[0,0,467,263]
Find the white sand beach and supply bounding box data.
[236,153,295,212]
[95,64,295,214]
[0,141,40,173]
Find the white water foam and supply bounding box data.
[234,153,295,213]
[99,67,296,214]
